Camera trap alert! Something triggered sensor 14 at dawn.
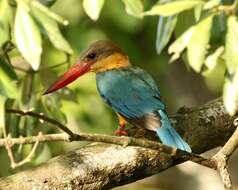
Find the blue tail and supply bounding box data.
[156,110,192,152]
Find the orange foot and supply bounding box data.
[114,128,128,136]
[115,114,128,136]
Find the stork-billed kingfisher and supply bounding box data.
[44,40,192,152]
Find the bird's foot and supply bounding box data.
[114,129,128,136]
[114,124,128,136]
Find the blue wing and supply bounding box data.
[96,67,165,118]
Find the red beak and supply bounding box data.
[43,61,92,95]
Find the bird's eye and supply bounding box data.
[87,53,96,60]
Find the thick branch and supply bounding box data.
[0,98,236,190]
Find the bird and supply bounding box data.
[44,40,192,152]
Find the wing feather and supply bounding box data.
[96,67,165,119]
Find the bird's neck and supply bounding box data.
[92,53,130,73]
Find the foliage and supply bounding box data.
[0,0,238,177]
[149,0,238,115]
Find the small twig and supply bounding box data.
[39,62,68,71]
[10,53,71,74]
[4,134,16,168]
[26,71,35,101]
[211,118,238,190]
[0,41,15,58]
[6,109,74,136]
[219,119,238,157]
[4,132,42,168]
[212,153,232,190]
[13,66,29,73]
[38,53,71,71]
[0,133,70,146]
[11,132,42,168]
[0,131,216,170]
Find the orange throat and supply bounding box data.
[91,53,130,73]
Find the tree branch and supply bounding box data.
[5,106,217,169]
[6,108,74,136]
[6,132,42,168]
[211,118,238,190]
[0,132,216,169]
[0,98,236,190]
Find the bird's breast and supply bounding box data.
[96,69,127,101]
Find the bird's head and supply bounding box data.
[43,40,130,95]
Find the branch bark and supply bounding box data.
[212,119,238,190]
[0,98,236,190]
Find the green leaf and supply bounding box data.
[202,46,224,76]
[0,58,17,80]
[187,15,213,72]
[168,26,194,62]
[31,1,68,25]
[223,72,238,115]
[0,58,18,99]
[144,0,204,17]
[0,0,13,48]
[122,0,143,18]
[194,5,202,21]
[14,2,42,71]
[156,15,177,54]
[203,0,220,10]
[210,14,226,44]
[225,16,238,74]
[82,0,105,21]
[0,95,6,137]
[31,4,73,54]
[39,0,57,7]
[174,9,196,37]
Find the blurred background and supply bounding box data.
[0,0,237,189]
